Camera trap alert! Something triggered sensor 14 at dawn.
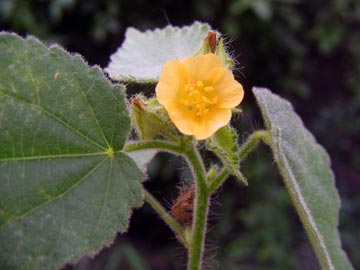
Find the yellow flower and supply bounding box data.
[155,54,244,140]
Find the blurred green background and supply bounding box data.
[1,0,359,269]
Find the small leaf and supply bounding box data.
[0,33,144,270]
[206,126,247,185]
[105,22,211,83]
[253,87,353,270]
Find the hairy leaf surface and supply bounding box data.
[106,22,211,82]
[0,33,144,270]
[253,87,353,270]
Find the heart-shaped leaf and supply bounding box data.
[253,87,353,270]
[105,22,211,83]
[0,33,144,270]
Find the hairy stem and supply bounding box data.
[208,168,229,193]
[239,130,270,160]
[124,130,270,270]
[208,130,270,193]
[143,188,188,247]
[123,140,185,155]
[185,146,210,270]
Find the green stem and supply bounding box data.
[208,168,229,193]
[239,130,270,160]
[123,140,185,155]
[208,130,270,193]
[143,188,188,247]
[123,131,270,270]
[185,146,210,270]
[124,140,189,245]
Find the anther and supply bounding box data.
[196,81,204,88]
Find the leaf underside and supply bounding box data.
[126,142,157,172]
[253,87,353,270]
[105,21,211,83]
[0,33,144,270]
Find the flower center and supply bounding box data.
[179,80,218,117]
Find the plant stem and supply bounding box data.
[208,168,229,193]
[142,188,188,247]
[239,130,270,160]
[124,140,190,245]
[208,130,270,193]
[185,146,209,270]
[126,138,210,269]
[123,140,185,155]
[124,130,270,270]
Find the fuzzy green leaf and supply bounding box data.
[206,126,247,185]
[105,22,211,83]
[253,87,353,270]
[0,33,144,270]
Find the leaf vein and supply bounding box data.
[0,90,106,151]
[87,157,112,248]
[72,75,110,148]
[2,157,108,227]
[0,152,105,162]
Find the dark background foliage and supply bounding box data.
[1,0,359,269]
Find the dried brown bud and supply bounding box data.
[171,185,195,226]
[206,31,217,53]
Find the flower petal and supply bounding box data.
[155,53,244,140]
[212,68,244,108]
[165,104,193,135]
[156,59,188,105]
[167,105,231,140]
[182,54,223,81]
[191,109,232,140]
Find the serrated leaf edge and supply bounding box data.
[0,31,130,151]
[105,21,211,82]
[0,31,144,269]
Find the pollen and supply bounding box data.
[180,80,218,118]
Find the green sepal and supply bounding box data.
[131,95,180,141]
[206,164,219,183]
[195,32,235,70]
[205,126,247,185]
[231,107,242,114]
[215,38,235,70]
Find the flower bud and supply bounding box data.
[131,94,180,140]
